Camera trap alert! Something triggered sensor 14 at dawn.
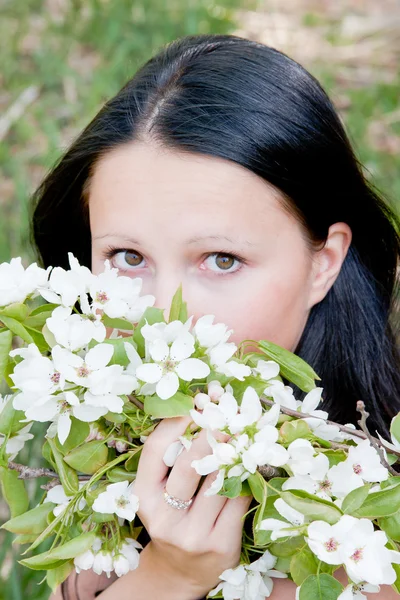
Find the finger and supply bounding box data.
[165,427,217,501]
[189,470,228,529]
[134,416,191,495]
[212,494,252,541]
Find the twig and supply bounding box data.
[128,395,145,411]
[0,86,40,142]
[356,400,397,476]
[8,461,58,479]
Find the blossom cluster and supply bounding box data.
[1,253,400,600]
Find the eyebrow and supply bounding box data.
[93,234,258,247]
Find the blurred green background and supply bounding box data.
[0,0,399,598]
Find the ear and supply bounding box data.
[307,222,352,309]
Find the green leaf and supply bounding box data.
[274,556,292,573]
[248,471,267,504]
[290,546,318,585]
[0,395,26,435]
[0,303,29,321]
[46,560,74,592]
[133,306,165,356]
[220,476,242,498]
[42,439,56,470]
[279,420,311,444]
[270,536,305,558]
[299,574,343,600]
[258,340,320,392]
[29,303,58,316]
[281,490,342,524]
[125,448,142,472]
[64,439,108,474]
[2,502,55,535]
[20,531,97,570]
[107,467,136,482]
[0,315,34,344]
[56,418,90,454]
[391,415,400,446]
[23,325,48,352]
[342,484,371,515]
[13,534,38,545]
[0,329,13,382]
[48,438,79,494]
[0,467,29,517]
[103,336,133,367]
[144,392,194,418]
[24,310,54,329]
[353,482,400,518]
[266,478,287,497]
[101,315,134,331]
[104,410,127,423]
[378,512,400,542]
[168,284,188,324]
[322,450,347,468]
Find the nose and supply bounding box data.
[150,276,187,320]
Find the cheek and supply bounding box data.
[215,269,311,352]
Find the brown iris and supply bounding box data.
[214,253,234,270]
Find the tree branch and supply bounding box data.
[356,400,398,475]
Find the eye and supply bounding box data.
[203,252,243,275]
[105,248,145,271]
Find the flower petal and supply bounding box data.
[175,358,210,382]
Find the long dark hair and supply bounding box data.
[30,33,400,436]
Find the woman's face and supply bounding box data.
[89,141,322,353]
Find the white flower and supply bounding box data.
[10,344,64,409]
[163,439,185,467]
[190,390,238,431]
[192,314,233,348]
[259,498,305,541]
[46,483,86,517]
[74,549,95,573]
[0,257,49,306]
[328,439,389,498]
[92,481,139,521]
[53,343,138,398]
[341,519,400,586]
[240,424,289,474]
[286,439,330,480]
[209,550,287,599]
[306,515,400,586]
[135,331,210,400]
[206,341,252,381]
[93,550,114,578]
[38,253,94,310]
[113,554,130,577]
[264,381,300,411]
[24,390,102,444]
[89,260,155,322]
[338,582,380,599]
[119,537,141,570]
[252,360,280,382]
[1,423,34,460]
[46,306,106,351]
[306,516,355,565]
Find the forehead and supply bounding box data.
[87,141,294,238]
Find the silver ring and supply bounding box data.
[163,486,194,510]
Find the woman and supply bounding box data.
[30,33,400,599]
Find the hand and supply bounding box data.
[133,416,252,599]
